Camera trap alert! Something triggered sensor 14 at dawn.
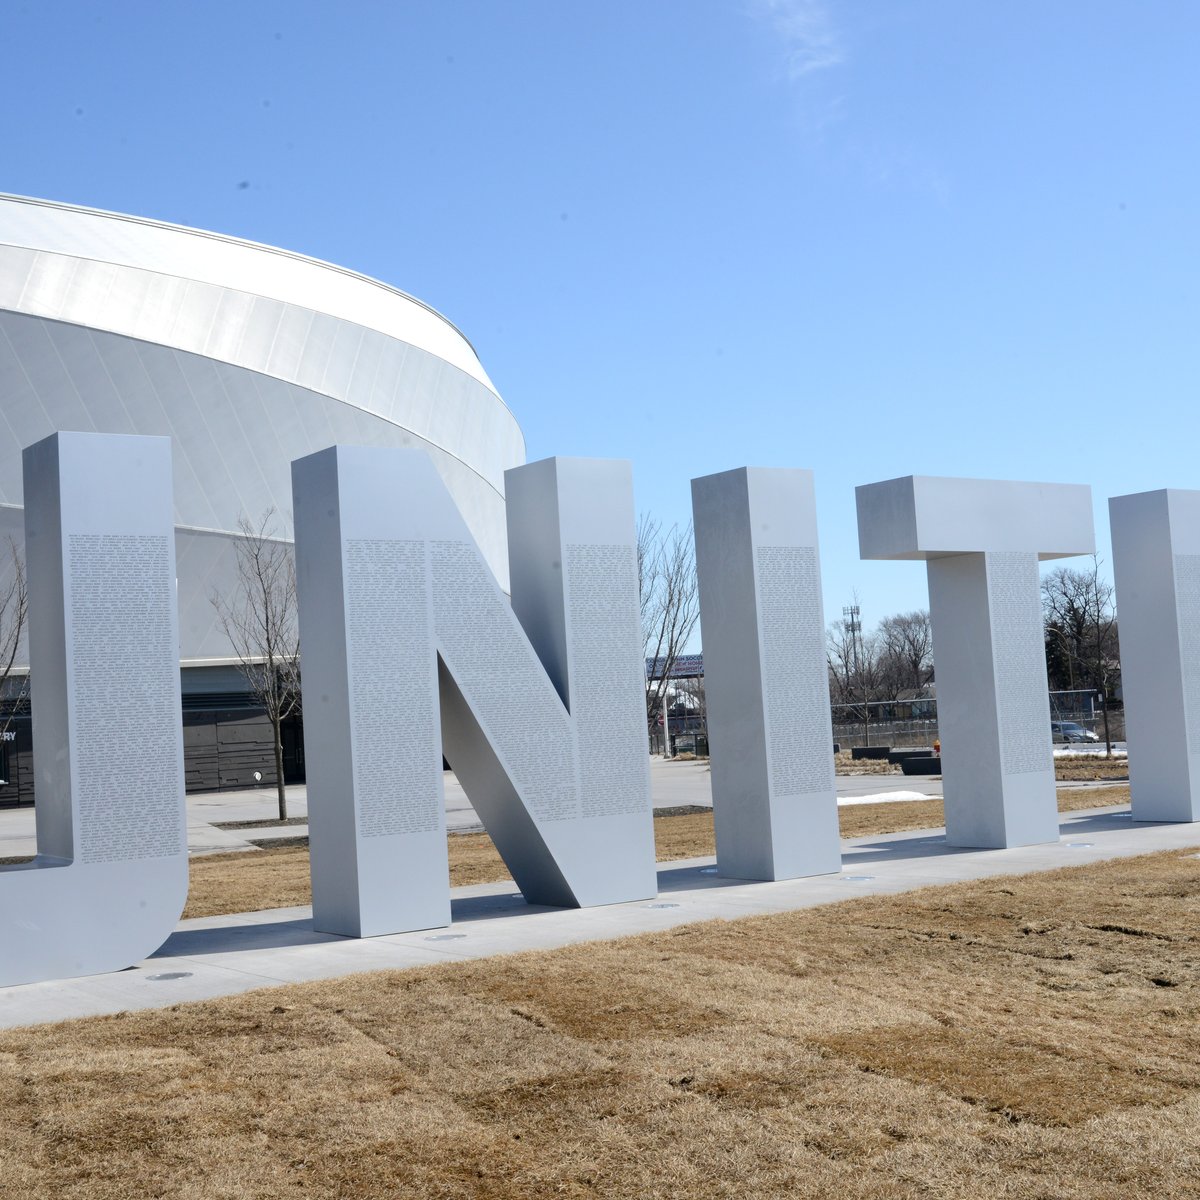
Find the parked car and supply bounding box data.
[1051,721,1100,743]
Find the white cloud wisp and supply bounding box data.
[749,0,844,80]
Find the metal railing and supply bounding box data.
[651,693,1126,754]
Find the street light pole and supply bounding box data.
[843,603,867,747]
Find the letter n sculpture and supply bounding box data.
[292,447,655,937]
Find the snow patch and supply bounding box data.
[1053,745,1127,759]
[838,791,934,807]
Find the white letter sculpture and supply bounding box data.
[691,467,840,879]
[1110,489,1200,822]
[292,446,655,937]
[0,432,187,987]
[856,475,1093,848]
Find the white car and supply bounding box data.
[1051,721,1100,743]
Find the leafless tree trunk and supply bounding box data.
[211,511,301,819]
[826,616,858,706]
[639,516,700,750]
[828,600,884,743]
[1042,557,1119,756]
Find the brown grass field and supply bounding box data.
[182,785,1130,920]
[4,836,1200,1198]
[1053,756,1131,782]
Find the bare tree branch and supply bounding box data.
[828,603,935,745]
[1042,557,1119,755]
[877,610,934,701]
[639,518,700,739]
[828,602,881,746]
[210,511,301,819]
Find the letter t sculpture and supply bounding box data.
[856,476,1094,848]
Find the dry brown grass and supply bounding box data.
[833,749,1130,783]
[1053,755,1130,782]
[834,749,899,775]
[184,844,311,917]
[183,787,1132,920]
[7,843,1200,1198]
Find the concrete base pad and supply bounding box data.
[0,805,1191,1030]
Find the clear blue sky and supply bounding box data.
[5,1,1197,636]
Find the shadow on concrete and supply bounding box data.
[152,916,341,958]
[154,892,570,956]
[839,807,1140,863]
[1057,808,1144,834]
[449,892,557,924]
[149,807,1148,961]
[656,862,756,891]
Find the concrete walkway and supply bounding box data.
[0,758,945,858]
[1,801,1192,1030]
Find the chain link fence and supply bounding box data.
[651,691,1125,754]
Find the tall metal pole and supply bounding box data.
[662,674,671,758]
[844,604,867,747]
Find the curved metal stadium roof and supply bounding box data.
[0,194,525,661]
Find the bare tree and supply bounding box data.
[0,537,28,738]
[827,599,885,744]
[877,609,934,700]
[1042,557,1119,755]
[639,515,700,739]
[827,615,864,707]
[211,511,301,819]
[637,513,659,659]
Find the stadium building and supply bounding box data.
[0,194,524,800]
